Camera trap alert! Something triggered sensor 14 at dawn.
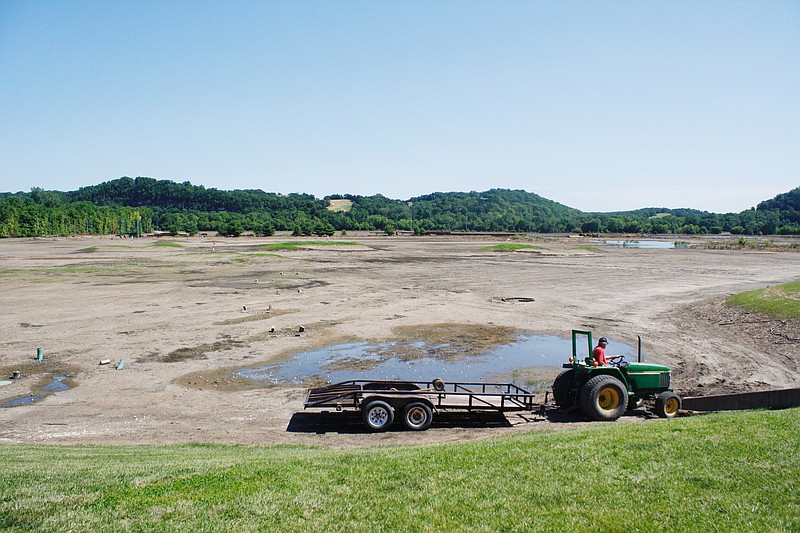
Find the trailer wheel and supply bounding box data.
[403,402,433,431]
[580,375,628,421]
[552,370,575,408]
[432,378,445,392]
[654,391,681,418]
[362,400,394,431]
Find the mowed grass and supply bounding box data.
[256,241,361,251]
[727,280,800,319]
[1,408,798,532]
[482,243,541,251]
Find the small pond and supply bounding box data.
[601,239,692,249]
[239,335,639,385]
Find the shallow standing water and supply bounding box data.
[2,376,70,408]
[602,239,692,249]
[239,335,639,385]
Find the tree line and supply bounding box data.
[1,177,798,238]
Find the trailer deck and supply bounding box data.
[304,379,539,431]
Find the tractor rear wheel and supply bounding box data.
[654,391,681,418]
[580,375,628,421]
[552,370,575,408]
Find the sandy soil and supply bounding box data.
[1,234,798,448]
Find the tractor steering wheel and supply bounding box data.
[607,355,625,366]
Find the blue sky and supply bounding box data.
[1,1,798,213]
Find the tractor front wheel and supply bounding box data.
[580,375,628,421]
[654,391,681,418]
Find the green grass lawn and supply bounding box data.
[727,280,800,319]
[482,243,542,251]
[1,408,798,532]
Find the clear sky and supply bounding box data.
[1,1,798,213]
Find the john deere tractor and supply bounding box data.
[552,330,681,421]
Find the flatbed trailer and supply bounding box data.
[304,379,539,431]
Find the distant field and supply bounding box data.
[327,199,353,212]
[1,408,797,531]
[482,243,542,251]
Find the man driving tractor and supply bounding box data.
[593,337,623,366]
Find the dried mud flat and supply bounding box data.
[1,234,798,448]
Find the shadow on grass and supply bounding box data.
[543,405,659,423]
[287,406,661,434]
[287,410,515,434]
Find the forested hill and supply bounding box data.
[67,176,323,213]
[67,177,581,227]
[0,177,798,238]
[757,188,800,224]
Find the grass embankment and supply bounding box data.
[482,243,541,251]
[256,241,361,251]
[1,408,798,531]
[727,280,800,319]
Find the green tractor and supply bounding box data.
[552,330,681,421]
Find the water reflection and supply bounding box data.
[42,376,70,392]
[2,395,43,408]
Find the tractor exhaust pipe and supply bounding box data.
[637,335,643,363]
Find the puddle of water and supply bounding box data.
[601,240,691,249]
[42,376,70,392]
[3,395,43,407]
[2,376,71,408]
[240,335,638,385]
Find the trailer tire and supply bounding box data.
[552,370,575,408]
[432,378,445,392]
[362,400,394,431]
[654,391,681,418]
[580,375,628,421]
[403,402,433,431]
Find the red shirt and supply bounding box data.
[593,345,607,365]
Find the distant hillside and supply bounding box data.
[604,207,714,218]
[340,189,582,233]
[1,177,799,237]
[757,187,800,224]
[67,176,325,214]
